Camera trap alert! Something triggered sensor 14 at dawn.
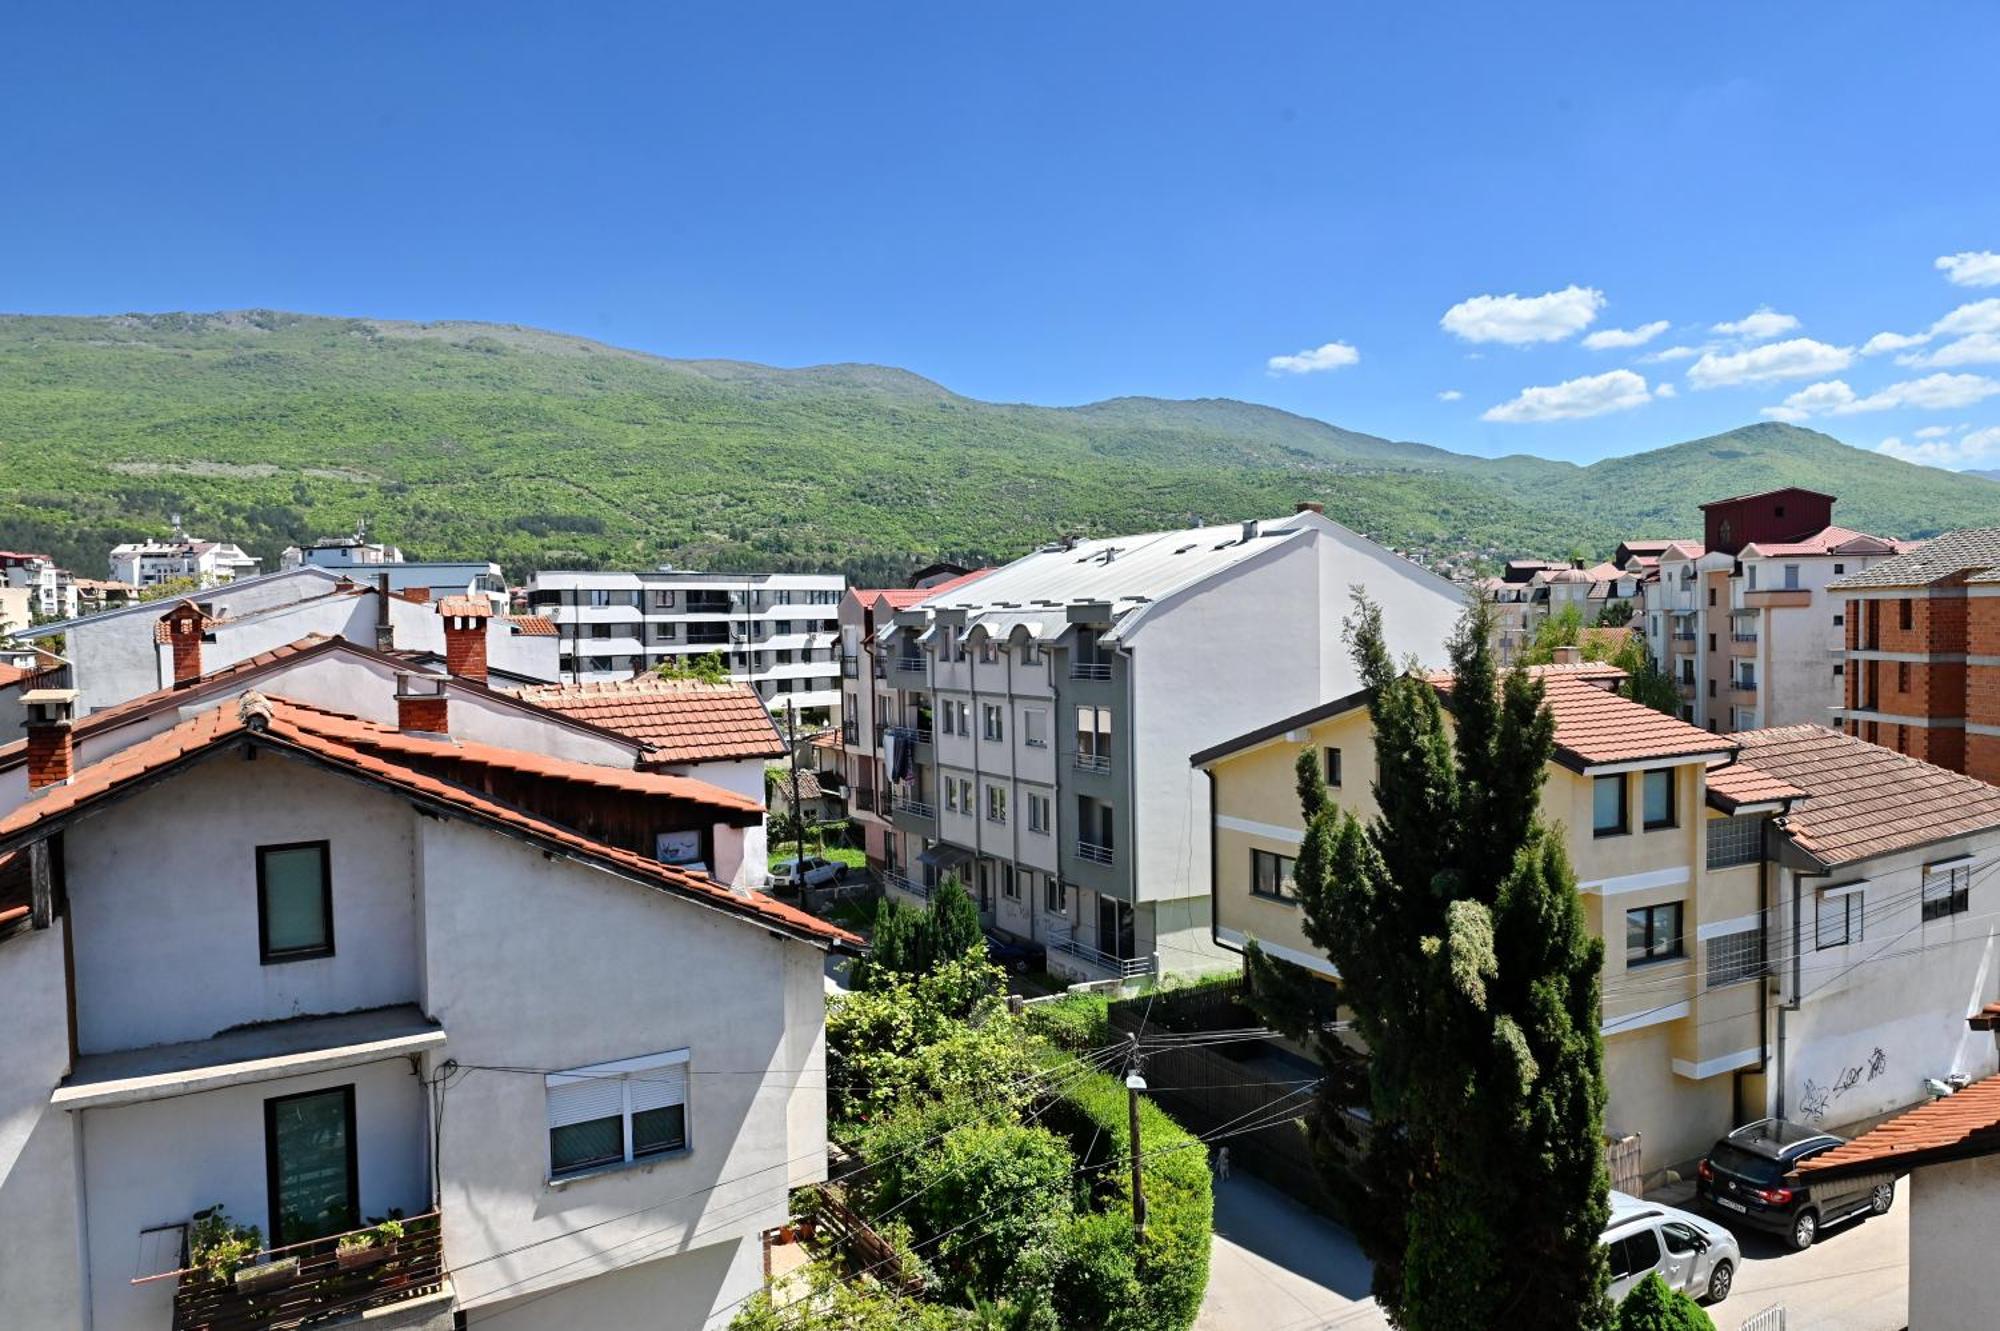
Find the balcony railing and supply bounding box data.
[1072,752,1112,774]
[1731,634,1759,643]
[1672,632,1697,643]
[841,724,859,745]
[1733,679,1758,694]
[886,870,931,900]
[895,655,926,675]
[889,723,934,745]
[896,797,936,820]
[840,654,860,678]
[170,1211,444,1331]
[1047,925,1152,980]
[1075,839,1115,865]
[1068,660,1113,681]
[852,786,878,813]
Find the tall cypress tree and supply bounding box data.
[1247,594,1610,1330]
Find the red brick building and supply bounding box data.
[1830,528,2000,783]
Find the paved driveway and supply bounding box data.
[1197,1173,1909,1331]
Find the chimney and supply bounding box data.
[1552,645,1584,666]
[22,682,79,790]
[376,573,395,651]
[159,600,209,687]
[438,597,492,684]
[1240,519,1259,544]
[395,672,449,734]
[1295,501,1325,515]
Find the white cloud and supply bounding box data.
[1876,425,2000,469]
[1899,332,2000,369]
[1436,389,1464,402]
[1687,337,1853,389]
[1440,285,1605,345]
[1710,307,1801,340]
[1653,382,1677,399]
[1914,424,1956,439]
[1933,298,2000,337]
[1937,252,2000,288]
[1765,372,2000,419]
[1582,320,1669,351]
[1481,369,1653,423]
[1862,330,1929,356]
[1642,344,1702,363]
[1266,341,1359,375]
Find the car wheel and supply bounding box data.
[1705,1260,1733,1305]
[1870,1182,1894,1215]
[1789,1209,1818,1251]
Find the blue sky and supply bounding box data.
[5,3,2000,466]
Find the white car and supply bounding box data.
[1603,1189,1740,1306]
[768,855,842,890]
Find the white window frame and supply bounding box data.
[986,784,1007,824]
[546,1048,691,1180]
[1023,708,1048,748]
[1028,792,1051,835]
[983,704,1004,742]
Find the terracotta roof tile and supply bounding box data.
[0,695,856,948]
[0,664,30,690]
[1432,664,1733,769]
[505,615,558,637]
[1740,526,1907,559]
[1796,1073,2000,1179]
[1731,725,2000,866]
[435,595,492,618]
[1703,761,1805,811]
[872,567,995,610]
[509,675,786,763]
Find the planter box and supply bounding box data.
[337,1242,393,1271]
[232,1256,300,1290]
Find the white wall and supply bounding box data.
[0,923,85,1330]
[66,755,422,1054]
[467,1234,760,1331]
[416,817,826,1321]
[1909,1153,2000,1331]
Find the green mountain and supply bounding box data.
[0,310,1994,583]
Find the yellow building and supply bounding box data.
[1193,662,1802,1183]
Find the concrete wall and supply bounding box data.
[66,754,423,1054]
[1909,1154,2000,1331]
[467,1234,760,1331]
[0,923,85,1330]
[417,817,826,1321]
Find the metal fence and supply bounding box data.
[1739,1304,1786,1331]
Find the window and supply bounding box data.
[1897,662,1911,693]
[1705,926,1764,988]
[978,641,998,664]
[1001,864,1019,900]
[653,589,677,610]
[1323,747,1343,788]
[1707,813,1765,869]
[1076,705,1113,765]
[1607,1228,1663,1282]
[1922,861,1972,921]
[983,704,1004,742]
[986,785,1007,824]
[1250,849,1298,902]
[1833,613,1844,627]
[265,1086,357,1245]
[1833,564,1845,576]
[1593,775,1628,837]
[1817,888,1863,949]
[1708,588,1717,607]
[1708,633,1717,652]
[589,588,613,608]
[958,777,974,812]
[1027,792,1051,834]
[940,704,956,737]
[1899,599,1914,631]
[1709,679,1717,698]
[1044,877,1068,915]
[955,700,971,735]
[1625,902,1684,966]
[546,1050,690,1178]
[944,780,960,813]
[1747,564,1758,590]
[1784,564,1801,590]
[590,623,611,639]
[1642,769,1675,830]
[1022,642,1045,665]
[1023,709,1049,748]
[258,842,333,963]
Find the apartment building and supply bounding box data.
[1483,547,1654,664]
[108,532,261,588]
[1198,664,2000,1182]
[0,624,851,1330]
[868,508,1464,983]
[528,569,844,717]
[280,532,507,603]
[1827,527,2000,783]
[1641,489,1906,733]
[1,550,78,622]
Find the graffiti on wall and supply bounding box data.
[1798,1046,1889,1125]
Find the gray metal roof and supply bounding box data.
[8,565,345,638]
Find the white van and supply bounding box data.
[1603,1190,1741,1306]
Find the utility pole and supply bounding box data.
[1125,1056,1148,1241]
[786,704,806,874]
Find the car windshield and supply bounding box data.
[1709,1142,1784,1185]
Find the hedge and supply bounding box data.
[1019,992,1110,1052]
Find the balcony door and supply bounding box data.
[1097,898,1136,961]
[265,1086,358,1245]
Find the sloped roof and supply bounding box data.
[1828,528,2000,590]
[864,567,995,610]
[1732,725,2000,867]
[1741,526,1909,559]
[1795,1073,2000,1181]
[435,595,492,618]
[0,695,855,948]
[504,615,558,637]
[1704,761,1805,812]
[509,675,786,763]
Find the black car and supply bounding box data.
[982,928,1046,975]
[1696,1118,1894,1250]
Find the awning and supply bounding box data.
[916,844,975,872]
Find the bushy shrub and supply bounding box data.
[1019,993,1110,1052]
[828,951,1033,1126]
[1614,1273,1715,1331]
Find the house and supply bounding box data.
[1196,669,2000,1183]
[873,506,1464,983]
[0,550,78,621]
[1826,526,2000,783]
[1640,488,1907,734]
[0,667,855,1329]
[526,570,846,717]
[1791,1046,2000,1331]
[280,531,508,605]
[70,579,138,616]
[108,531,262,588]
[1482,557,1643,664]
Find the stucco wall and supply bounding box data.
[1909,1154,2000,1331]
[466,1233,760,1330]
[66,753,423,1054]
[0,923,85,1330]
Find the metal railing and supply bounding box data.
[169,1211,443,1331]
[1068,660,1113,680]
[1075,839,1115,865]
[895,797,936,820]
[1672,631,1697,642]
[894,656,926,675]
[1734,678,1758,694]
[1047,925,1152,979]
[885,870,931,900]
[889,723,934,745]
[1739,1305,1786,1331]
[1732,633,1759,643]
[840,654,859,678]
[1072,752,1112,774]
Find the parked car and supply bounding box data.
[768,855,843,890]
[1696,1118,1894,1250]
[1603,1189,1740,1306]
[982,928,1046,975]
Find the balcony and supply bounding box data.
[1072,752,1112,775]
[1068,660,1113,681]
[852,786,878,813]
[1076,839,1115,865]
[840,654,860,678]
[894,655,926,676]
[841,724,859,746]
[886,870,931,901]
[1047,925,1151,980]
[169,1211,445,1331]
[895,796,936,820]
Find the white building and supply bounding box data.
[108,533,262,589]
[0,550,78,622]
[0,664,851,1330]
[281,533,506,604]
[527,570,845,716]
[866,506,1464,982]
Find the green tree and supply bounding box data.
[1596,599,1635,627]
[1518,604,1678,718]
[656,649,730,684]
[1247,595,1610,1330]
[1614,1274,1714,1331]
[920,876,984,971]
[136,574,202,604]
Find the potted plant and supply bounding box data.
[336,1217,405,1270]
[233,1255,300,1291]
[187,1205,263,1286]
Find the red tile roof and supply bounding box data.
[0,694,857,948]
[1731,725,2000,867]
[1703,761,1804,811]
[1795,1073,2000,1180]
[435,595,491,618]
[1433,664,1733,770]
[504,615,557,637]
[0,664,31,690]
[508,675,786,763]
[1740,526,1909,558]
[868,567,995,610]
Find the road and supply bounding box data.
[1198,1173,1909,1331]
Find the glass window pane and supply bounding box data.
[633,1104,687,1157]
[1594,777,1624,832]
[551,1116,624,1174]
[1625,909,1650,962]
[268,1088,353,1244]
[1643,771,1671,826]
[262,845,328,956]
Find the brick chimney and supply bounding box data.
[22,682,79,790]
[1295,501,1325,515]
[1552,645,1584,666]
[438,597,493,684]
[158,600,209,687]
[395,672,449,734]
